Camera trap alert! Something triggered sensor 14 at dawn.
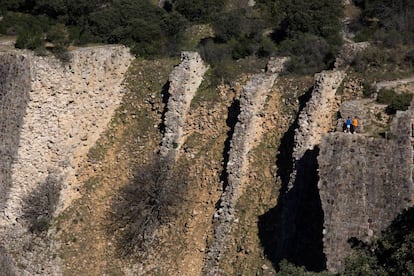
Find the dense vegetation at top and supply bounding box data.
[0,0,413,73]
[0,0,343,74]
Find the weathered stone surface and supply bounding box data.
[0,45,132,274]
[204,57,288,274]
[292,70,345,166]
[160,51,208,159]
[0,53,31,214]
[318,109,414,272]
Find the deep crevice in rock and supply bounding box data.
[219,98,240,192]
[276,88,313,194]
[158,81,171,136]
[258,87,326,272]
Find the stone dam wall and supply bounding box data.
[160,51,208,160]
[318,109,414,273]
[0,46,132,274]
[203,57,288,274]
[0,53,31,213]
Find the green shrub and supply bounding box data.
[278,34,336,74]
[213,11,244,43]
[231,37,255,59]
[174,0,225,23]
[342,207,414,276]
[277,259,331,276]
[353,27,373,42]
[15,29,44,50]
[362,81,376,98]
[198,38,232,67]
[377,88,412,114]
[351,46,385,72]
[46,23,70,47]
[257,36,276,57]
[0,12,50,35]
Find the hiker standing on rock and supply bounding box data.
[346,117,351,133]
[352,116,358,133]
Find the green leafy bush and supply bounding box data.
[15,29,44,50]
[277,259,331,276]
[278,34,335,74]
[377,88,413,114]
[362,81,376,98]
[342,207,414,276]
[174,0,225,23]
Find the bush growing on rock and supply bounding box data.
[174,0,225,23]
[342,207,414,276]
[377,88,413,114]
[21,171,62,235]
[278,34,335,74]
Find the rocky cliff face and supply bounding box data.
[318,108,414,273]
[0,45,132,274]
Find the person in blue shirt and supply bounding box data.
[346,117,351,133]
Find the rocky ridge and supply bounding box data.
[290,70,345,188]
[203,57,288,274]
[160,51,208,160]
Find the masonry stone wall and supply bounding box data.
[0,46,132,274]
[0,53,31,213]
[204,57,288,275]
[160,51,208,159]
[289,70,345,189]
[318,112,413,272]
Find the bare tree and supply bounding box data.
[108,155,189,258]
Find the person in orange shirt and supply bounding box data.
[352,116,358,133]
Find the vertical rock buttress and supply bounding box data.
[160,52,208,160]
[204,57,288,274]
[291,70,345,174]
[0,46,132,274]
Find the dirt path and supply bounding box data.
[374,77,414,91]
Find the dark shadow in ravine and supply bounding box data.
[219,98,240,192]
[0,60,30,214]
[275,87,312,194]
[258,87,326,272]
[158,81,171,136]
